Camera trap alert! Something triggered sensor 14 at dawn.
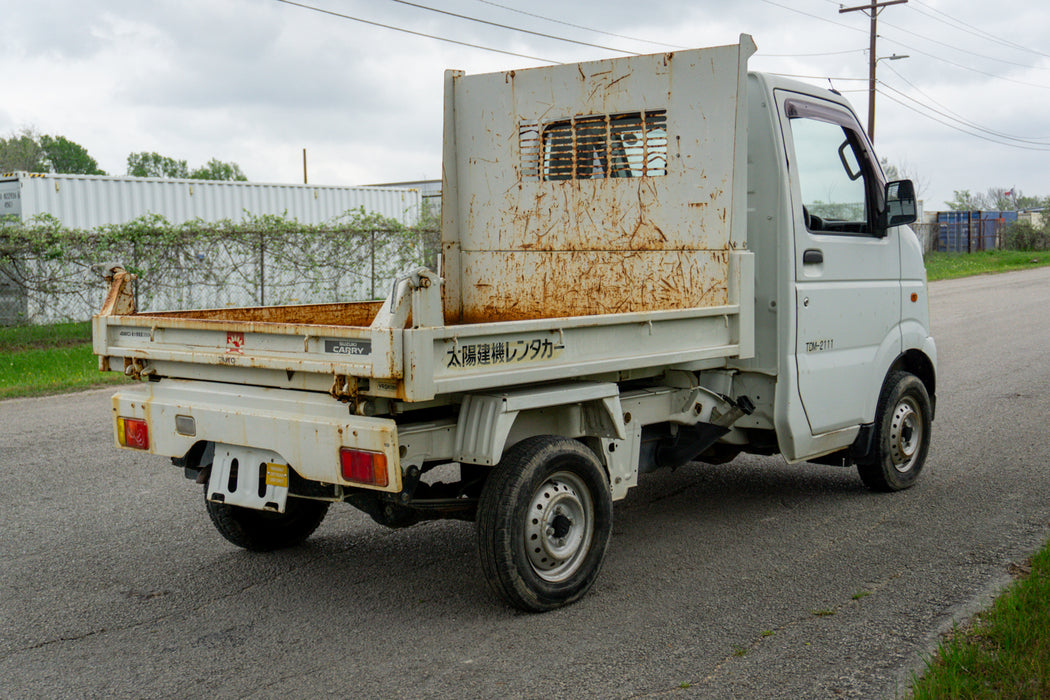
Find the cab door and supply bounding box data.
[777,93,901,435]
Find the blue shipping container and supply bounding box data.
[935,211,1017,252]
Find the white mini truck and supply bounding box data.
[94,36,935,611]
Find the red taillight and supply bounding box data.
[339,448,388,487]
[117,417,149,450]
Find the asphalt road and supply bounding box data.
[3,267,1050,699]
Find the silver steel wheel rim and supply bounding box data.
[524,471,594,583]
[889,397,922,473]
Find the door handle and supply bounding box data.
[803,249,824,265]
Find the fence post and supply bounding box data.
[370,229,376,300]
[259,232,266,306]
[133,238,140,311]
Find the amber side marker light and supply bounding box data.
[117,417,150,450]
[339,448,388,487]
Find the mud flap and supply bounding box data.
[206,444,290,513]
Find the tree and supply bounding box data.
[946,189,988,211]
[1015,194,1045,210]
[126,152,248,181]
[987,188,1044,212]
[947,187,1047,212]
[190,158,247,181]
[880,157,929,200]
[0,128,46,173]
[39,135,106,175]
[126,152,190,178]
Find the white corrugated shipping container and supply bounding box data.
[0,171,422,228]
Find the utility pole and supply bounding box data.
[839,0,908,142]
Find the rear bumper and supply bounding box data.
[111,379,401,493]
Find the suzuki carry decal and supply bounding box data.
[324,339,372,356]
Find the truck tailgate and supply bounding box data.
[93,311,401,385]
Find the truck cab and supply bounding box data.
[741,73,934,477]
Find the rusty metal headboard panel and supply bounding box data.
[440,37,756,324]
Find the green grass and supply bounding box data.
[910,548,1050,699]
[0,320,93,350]
[925,250,1050,281]
[0,321,127,399]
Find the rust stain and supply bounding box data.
[457,249,729,325]
[137,300,384,327]
[507,178,680,253]
[99,267,137,316]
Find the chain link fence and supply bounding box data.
[913,222,936,254]
[1,214,439,328]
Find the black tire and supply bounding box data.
[205,490,330,551]
[476,436,613,612]
[857,371,932,492]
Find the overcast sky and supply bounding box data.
[4,0,1049,209]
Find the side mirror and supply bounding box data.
[879,179,917,231]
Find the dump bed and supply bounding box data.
[93,38,757,403]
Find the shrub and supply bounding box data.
[1002,221,1050,251]
[0,210,438,324]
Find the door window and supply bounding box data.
[788,109,878,235]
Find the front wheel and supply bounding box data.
[857,371,932,492]
[205,491,330,551]
[476,436,613,612]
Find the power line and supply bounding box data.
[878,89,1050,151]
[760,0,1050,90]
[470,0,688,51]
[906,3,1032,56]
[876,89,1050,151]
[471,1,862,59]
[383,0,638,55]
[756,0,867,35]
[272,0,559,64]
[879,18,1049,71]
[757,49,867,58]
[876,34,1050,90]
[909,0,1050,60]
[878,80,1050,146]
[881,62,1050,143]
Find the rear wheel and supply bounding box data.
[857,371,932,492]
[205,490,330,551]
[477,436,612,612]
